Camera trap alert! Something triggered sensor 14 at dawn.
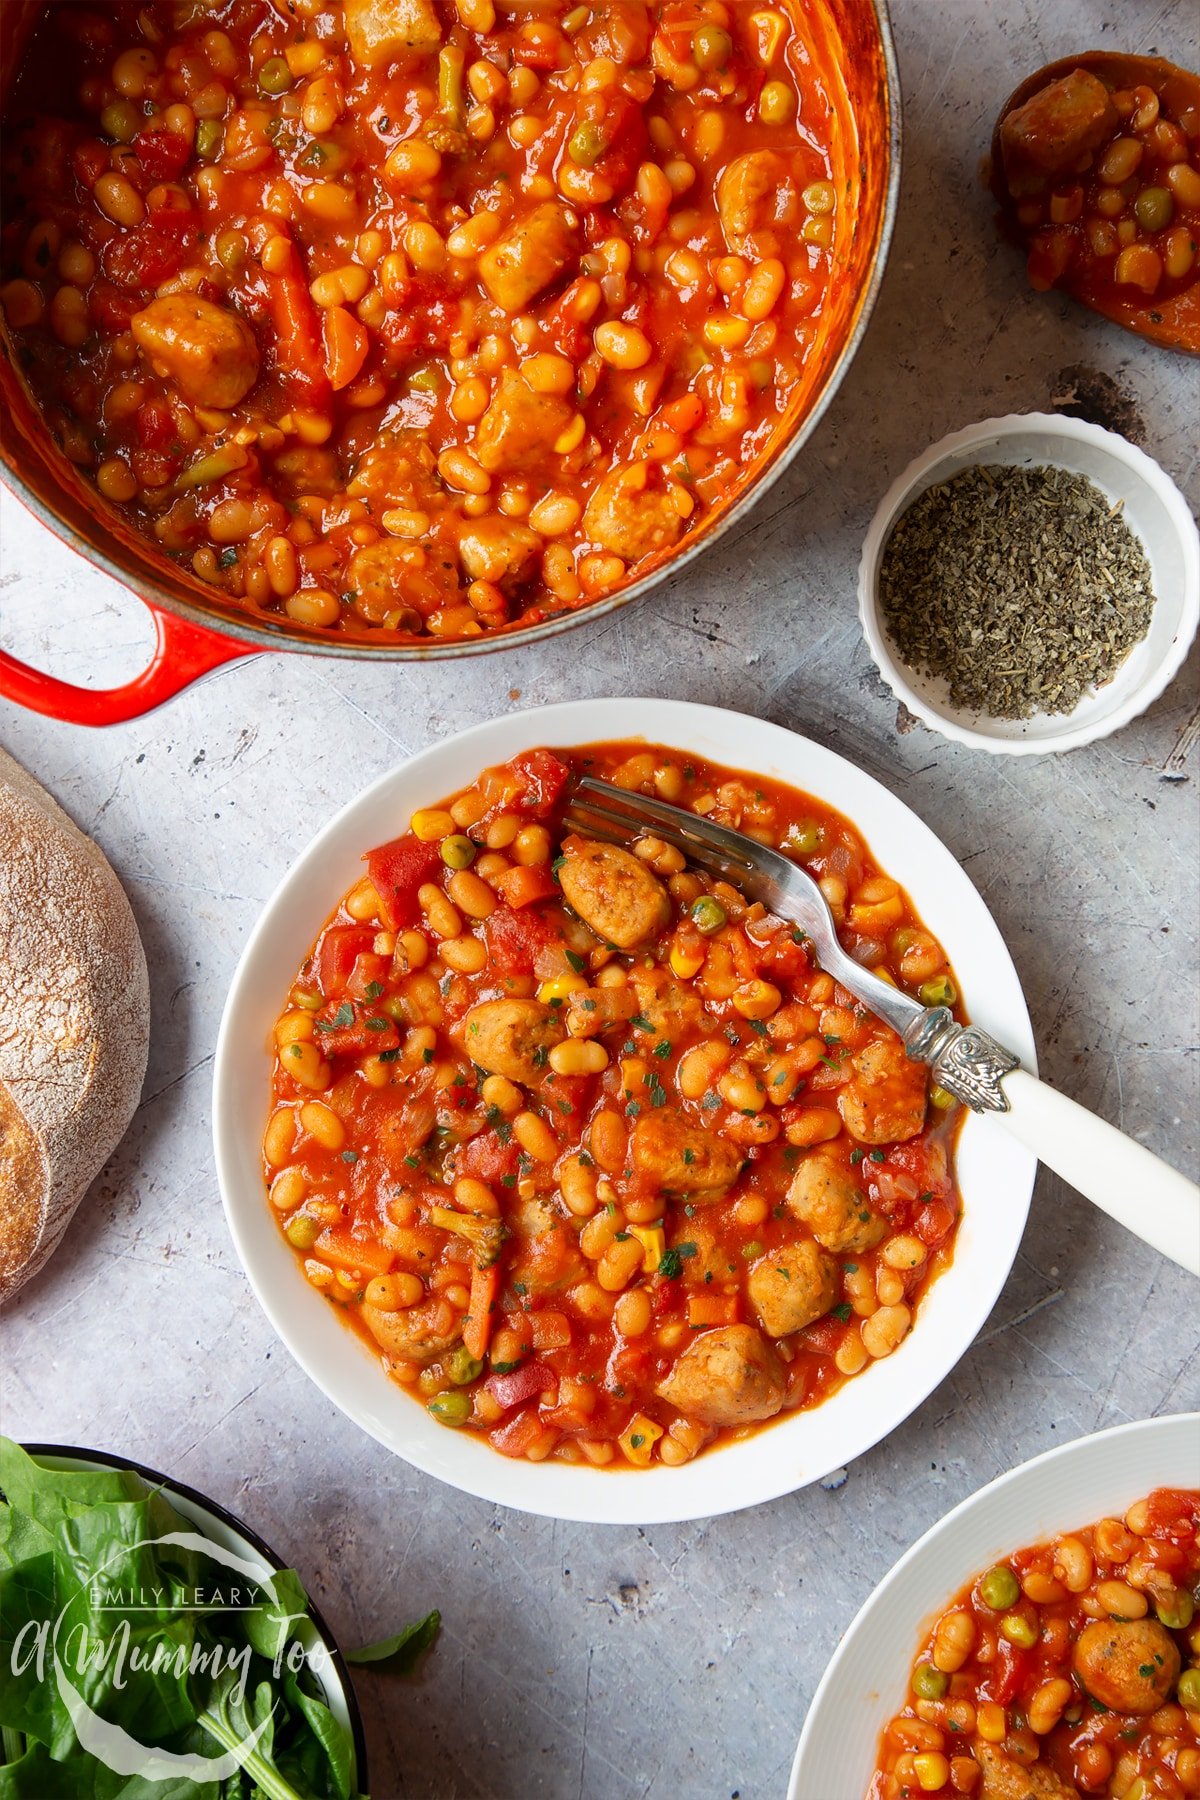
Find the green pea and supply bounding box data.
[1179,1667,1200,1709]
[691,24,732,70]
[979,1565,1020,1611]
[195,119,224,160]
[428,1391,472,1426]
[1134,186,1174,234]
[786,820,824,856]
[912,1662,949,1701]
[284,1212,321,1250]
[291,987,322,1010]
[441,834,476,870]
[1000,1611,1038,1649]
[919,974,958,1009]
[407,365,443,392]
[258,55,293,95]
[101,100,141,144]
[444,1347,484,1386]
[1157,1589,1195,1630]
[691,896,727,935]
[568,122,607,168]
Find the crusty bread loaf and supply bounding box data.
[0,747,150,1302]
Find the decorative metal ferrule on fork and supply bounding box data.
[903,1006,1021,1114]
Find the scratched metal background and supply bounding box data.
[2,0,1198,1794]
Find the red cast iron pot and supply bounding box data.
[0,0,901,726]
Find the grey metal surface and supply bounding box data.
[2,0,1198,1794]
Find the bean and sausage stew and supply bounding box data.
[263,742,964,1470]
[996,61,1200,351]
[870,1488,1200,1800]
[1,0,848,640]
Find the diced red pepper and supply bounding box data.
[316,925,376,994]
[913,1198,957,1248]
[493,864,559,910]
[365,835,443,931]
[134,127,192,183]
[507,749,570,819]
[486,1362,555,1412]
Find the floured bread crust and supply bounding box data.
[0,747,150,1302]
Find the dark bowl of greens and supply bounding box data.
[0,1438,369,1799]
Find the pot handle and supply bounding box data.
[0,606,255,727]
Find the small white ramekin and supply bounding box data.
[858,413,1200,755]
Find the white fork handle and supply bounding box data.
[993,1068,1200,1276]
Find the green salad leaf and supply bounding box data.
[0,1439,385,1799]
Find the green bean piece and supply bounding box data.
[912,1662,948,1701]
[979,1565,1020,1611]
[285,1213,321,1250]
[428,1391,472,1426]
[691,896,727,934]
[258,55,293,95]
[919,973,958,1009]
[441,834,476,870]
[438,46,465,128]
[1134,186,1174,234]
[177,443,248,489]
[444,1347,485,1385]
[929,1084,956,1111]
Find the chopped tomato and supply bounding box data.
[133,128,192,183]
[316,925,376,994]
[364,835,443,931]
[508,749,570,818]
[454,1128,520,1184]
[481,904,558,978]
[486,1361,554,1411]
[488,1407,548,1458]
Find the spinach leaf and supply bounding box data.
[345,1611,440,1671]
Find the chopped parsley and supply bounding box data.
[831,1303,853,1322]
[653,1040,672,1058]
[566,950,587,973]
[869,1149,886,1163]
[341,1150,358,1164]
[331,1002,354,1028]
[365,980,385,999]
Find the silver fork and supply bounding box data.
[563,775,1199,1276]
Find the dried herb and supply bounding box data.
[878,463,1156,719]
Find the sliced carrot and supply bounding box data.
[315,1227,395,1277]
[494,864,558,910]
[687,1293,739,1329]
[462,1264,500,1361]
[323,304,369,391]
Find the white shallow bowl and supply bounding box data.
[859,413,1200,755]
[790,1410,1200,1799]
[214,698,1037,1525]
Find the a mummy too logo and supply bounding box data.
[9,1528,332,1781]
